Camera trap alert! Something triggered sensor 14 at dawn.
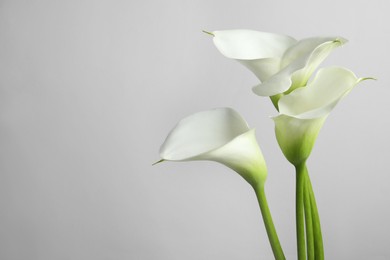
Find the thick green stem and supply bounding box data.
[304,169,314,260]
[295,164,306,260]
[306,170,324,260]
[254,185,286,260]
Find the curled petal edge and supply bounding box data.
[253,38,347,97]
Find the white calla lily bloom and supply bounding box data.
[272,67,371,165]
[159,108,267,187]
[211,30,347,97]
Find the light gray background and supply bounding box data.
[1,0,389,259]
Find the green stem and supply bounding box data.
[295,164,306,260]
[254,185,286,260]
[303,169,314,260]
[306,170,324,260]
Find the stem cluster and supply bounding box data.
[295,163,324,260]
[253,163,324,260]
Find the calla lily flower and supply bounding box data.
[272,66,371,165]
[158,107,267,187]
[211,29,347,97]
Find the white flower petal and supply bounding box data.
[212,30,296,83]
[252,70,295,96]
[159,107,268,186]
[278,67,361,119]
[160,108,249,161]
[198,129,267,187]
[281,37,347,69]
[252,37,347,97]
[273,115,327,165]
[238,58,281,82]
[212,30,296,60]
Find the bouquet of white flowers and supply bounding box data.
[155,29,374,260]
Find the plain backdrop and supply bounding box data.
[1,0,389,259]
